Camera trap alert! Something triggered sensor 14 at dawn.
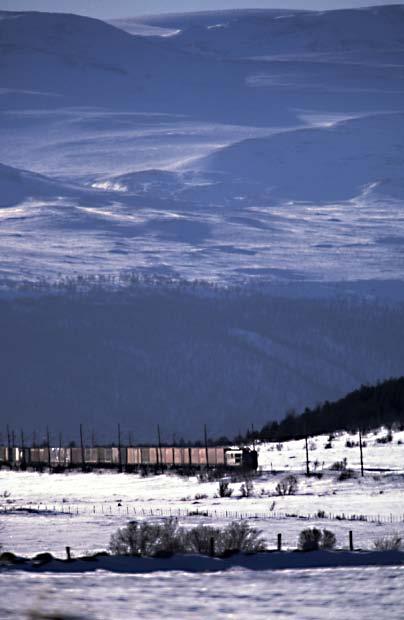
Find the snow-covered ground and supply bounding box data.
[0,566,403,620]
[1,428,403,558]
[0,428,403,619]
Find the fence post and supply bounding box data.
[349,530,354,551]
[66,546,72,561]
[277,533,282,551]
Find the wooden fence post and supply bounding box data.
[209,537,215,557]
[277,533,282,551]
[349,530,354,551]
[66,546,71,561]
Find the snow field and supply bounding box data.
[1,566,404,620]
[0,429,403,558]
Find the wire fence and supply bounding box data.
[1,502,404,524]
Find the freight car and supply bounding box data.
[0,445,257,472]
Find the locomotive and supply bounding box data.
[0,445,258,471]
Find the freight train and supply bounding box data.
[0,445,258,471]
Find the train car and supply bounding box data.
[0,447,9,465]
[161,447,174,467]
[84,448,98,465]
[189,448,200,466]
[137,446,158,466]
[127,447,141,466]
[50,447,71,467]
[70,447,83,466]
[30,447,49,466]
[96,447,111,465]
[110,447,126,466]
[215,447,226,466]
[225,448,258,470]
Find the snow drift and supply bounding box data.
[200,113,404,202]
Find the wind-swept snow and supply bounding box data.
[0,7,404,283]
[201,113,404,202]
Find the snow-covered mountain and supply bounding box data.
[200,113,404,202]
[0,6,404,282]
[126,6,404,59]
[1,7,404,437]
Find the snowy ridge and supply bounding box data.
[200,112,404,202]
[0,7,404,282]
[128,6,404,58]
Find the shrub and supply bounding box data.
[275,475,298,496]
[374,534,402,551]
[338,469,356,481]
[194,493,208,500]
[298,528,336,551]
[298,528,322,551]
[330,458,347,471]
[185,524,221,555]
[198,469,224,483]
[110,519,266,557]
[239,479,254,498]
[317,509,326,518]
[220,521,266,555]
[109,518,184,557]
[321,529,336,549]
[218,480,233,498]
[376,431,393,444]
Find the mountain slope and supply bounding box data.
[0,162,80,208]
[0,10,193,108]
[258,376,404,442]
[1,283,404,440]
[200,113,404,202]
[131,6,404,59]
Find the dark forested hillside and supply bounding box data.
[1,279,404,442]
[258,377,404,442]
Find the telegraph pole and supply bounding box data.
[359,428,364,477]
[6,425,11,468]
[157,424,162,470]
[46,426,51,471]
[305,435,310,476]
[204,424,209,468]
[20,429,26,470]
[80,423,86,472]
[117,423,122,473]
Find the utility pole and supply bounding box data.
[359,428,364,477]
[80,423,86,472]
[46,426,51,471]
[117,423,122,473]
[58,432,63,467]
[305,435,310,476]
[6,425,11,468]
[20,429,26,469]
[204,424,209,468]
[157,424,162,470]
